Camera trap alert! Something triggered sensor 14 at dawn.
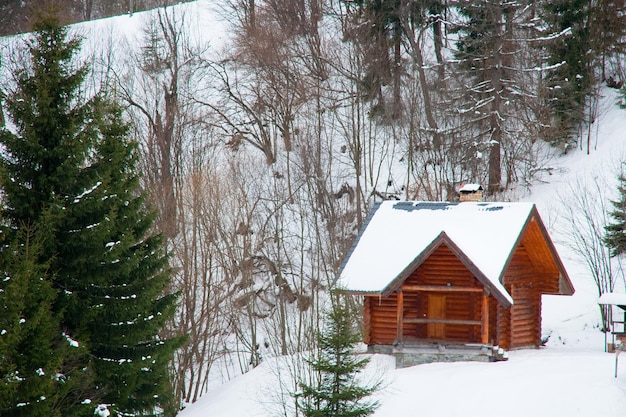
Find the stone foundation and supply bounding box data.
[368,342,508,368]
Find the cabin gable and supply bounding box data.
[499,214,569,348]
[501,245,543,349]
[365,243,499,346]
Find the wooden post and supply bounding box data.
[397,289,404,345]
[481,290,490,345]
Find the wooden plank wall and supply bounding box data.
[511,285,539,347]
[497,304,511,349]
[365,294,398,345]
[405,245,483,342]
[488,297,498,346]
[445,293,473,341]
[403,291,424,339]
[364,245,487,345]
[503,245,542,348]
[520,218,561,295]
[363,295,372,344]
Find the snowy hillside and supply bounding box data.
[3,2,626,416]
[179,88,626,417]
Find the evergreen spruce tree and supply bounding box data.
[0,14,179,417]
[541,0,595,144]
[450,0,543,194]
[348,0,442,120]
[604,165,626,257]
[296,296,379,417]
[0,225,65,416]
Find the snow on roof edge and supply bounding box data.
[598,292,626,306]
[333,201,382,287]
[459,183,483,192]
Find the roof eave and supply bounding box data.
[380,231,448,297]
[379,232,513,307]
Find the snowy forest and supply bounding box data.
[1,0,626,416]
[0,0,196,35]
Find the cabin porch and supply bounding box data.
[364,290,495,344]
[367,339,508,368]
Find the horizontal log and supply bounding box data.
[511,333,536,340]
[370,333,396,338]
[512,325,536,332]
[513,309,535,316]
[371,321,398,326]
[512,317,536,324]
[402,285,483,293]
[513,315,535,322]
[371,311,399,316]
[420,273,473,279]
[371,308,397,313]
[403,318,482,326]
[370,320,397,325]
[513,312,536,319]
[419,267,471,273]
[371,332,396,338]
[512,327,536,334]
[370,310,396,315]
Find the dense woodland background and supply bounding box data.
[2,0,626,413]
[0,0,195,35]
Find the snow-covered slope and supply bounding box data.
[4,2,625,415]
[178,88,626,417]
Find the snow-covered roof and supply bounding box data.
[598,293,626,306]
[336,201,543,305]
[459,183,483,192]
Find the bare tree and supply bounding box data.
[559,175,625,331]
[118,7,193,240]
[113,7,237,405]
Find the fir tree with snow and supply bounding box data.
[605,165,626,257]
[296,295,380,417]
[0,225,73,416]
[0,12,179,417]
[541,0,596,143]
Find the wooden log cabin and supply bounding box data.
[336,197,574,354]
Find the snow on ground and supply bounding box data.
[179,339,626,417]
[179,88,626,417]
[373,347,626,417]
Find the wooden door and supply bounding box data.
[427,294,446,339]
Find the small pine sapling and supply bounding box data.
[296,295,380,417]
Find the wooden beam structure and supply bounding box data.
[402,285,483,293]
[396,290,404,344]
[481,291,489,344]
[403,318,482,326]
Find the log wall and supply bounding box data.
[406,245,482,342]
[503,245,543,348]
[365,294,398,345]
[365,245,489,345]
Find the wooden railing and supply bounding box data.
[403,318,482,326]
[396,286,490,345]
